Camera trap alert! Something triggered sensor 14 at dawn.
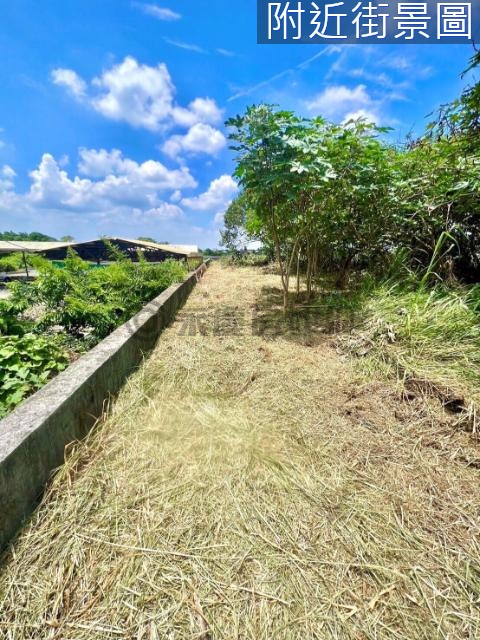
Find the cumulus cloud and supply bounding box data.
[0,165,16,191]
[91,57,175,130]
[144,203,183,219]
[172,98,223,128]
[306,84,372,117]
[27,150,197,213]
[182,175,238,214]
[342,109,379,125]
[306,84,389,124]
[51,57,224,145]
[162,123,226,159]
[133,2,181,21]
[51,68,87,98]
[78,148,137,177]
[0,151,238,249]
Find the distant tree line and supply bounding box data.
[0,231,57,242]
[0,231,77,242]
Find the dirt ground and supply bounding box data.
[0,263,479,639]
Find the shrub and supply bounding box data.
[0,334,68,418]
[0,300,31,336]
[31,252,187,341]
[0,252,188,417]
[0,253,27,273]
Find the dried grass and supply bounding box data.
[0,263,479,639]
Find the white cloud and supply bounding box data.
[78,148,137,177]
[182,175,238,213]
[306,84,393,124]
[380,55,411,71]
[0,152,240,249]
[172,98,223,127]
[163,38,206,54]
[0,155,237,248]
[162,123,226,159]
[217,48,236,57]
[91,57,175,130]
[349,68,409,93]
[0,165,16,191]
[27,151,197,213]
[51,57,224,138]
[144,203,183,219]
[229,45,340,102]
[213,211,225,225]
[306,84,372,117]
[133,2,181,21]
[51,68,87,98]
[342,109,379,125]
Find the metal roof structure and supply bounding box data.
[0,241,70,254]
[0,237,201,261]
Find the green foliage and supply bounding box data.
[227,105,394,304]
[222,252,269,267]
[0,252,41,273]
[312,271,480,403]
[0,300,31,336]
[137,236,160,244]
[428,51,480,153]
[0,253,26,273]
[201,248,229,256]
[30,252,187,341]
[0,252,187,417]
[226,52,480,297]
[221,194,250,255]
[0,334,68,418]
[0,252,46,273]
[0,231,57,241]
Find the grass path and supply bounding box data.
[0,264,479,639]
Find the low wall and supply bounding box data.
[0,262,208,552]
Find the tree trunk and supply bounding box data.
[296,248,301,300]
[335,253,354,289]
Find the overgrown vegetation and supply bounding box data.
[0,251,40,273]
[0,251,187,417]
[359,283,480,402]
[224,51,480,408]
[225,52,480,302]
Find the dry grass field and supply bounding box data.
[0,263,479,639]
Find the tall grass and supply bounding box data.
[361,284,480,399]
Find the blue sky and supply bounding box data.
[0,0,475,247]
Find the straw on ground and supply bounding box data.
[0,263,479,639]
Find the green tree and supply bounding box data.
[220,194,250,256]
[227,106,334,308]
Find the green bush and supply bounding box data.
[0,300,31,336]
[0,253,26,273]
[0,334,68,418]
[0,250,187,418]
[31,251,187,341]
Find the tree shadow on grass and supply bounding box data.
[252,284,368,346]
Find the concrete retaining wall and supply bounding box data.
[0,262,208,552]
